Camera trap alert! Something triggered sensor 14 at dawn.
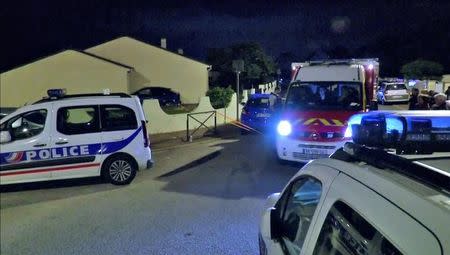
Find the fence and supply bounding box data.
[142,93,242,134]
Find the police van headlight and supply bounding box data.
[277,120,292,136]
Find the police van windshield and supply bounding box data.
[285,82,363,111]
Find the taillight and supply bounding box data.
[142,121,149,147]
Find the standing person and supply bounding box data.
[445,86,450,100]
[431,93,447,110]
[415,94,430,110]
[408,88,419,110]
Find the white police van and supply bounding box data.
[0,89,153,185]
[260,111,450,255]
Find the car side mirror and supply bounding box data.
[270,207,282,239]
[369,101,378,111]
[0,131,12,144]
[11,118,22,128]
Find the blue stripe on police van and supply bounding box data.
[0,126,142,166]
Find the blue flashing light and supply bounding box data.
[47,89,66,98]
[347,111,450,153]
[277,120,292,136]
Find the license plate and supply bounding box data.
[302,148,328,155]
[392,95,401,99]
[257,113,271,118]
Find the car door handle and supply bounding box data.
[33,143,47,147]
[55,141,68,145]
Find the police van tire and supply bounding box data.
[102,155,137,185]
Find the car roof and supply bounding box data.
[308,157,450,251]
[5,96,138,115]
[249,93,270,99]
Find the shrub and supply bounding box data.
[206,87,234,109]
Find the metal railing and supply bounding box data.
[186,111,217,141]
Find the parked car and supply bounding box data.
[259,111,450,255]
[132,87,181,106]
[241,94,278,134]
[0,89,153,186]
[377,82,409,104]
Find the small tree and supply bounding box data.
[206,87,234,123]
[206,87,234,109]
[401,60,444,80]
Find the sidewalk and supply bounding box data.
[149,124,241,151]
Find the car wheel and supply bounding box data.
[102,155,137,185]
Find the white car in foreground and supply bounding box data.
[260,111,450,255]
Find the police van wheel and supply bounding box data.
[102,156,137,185]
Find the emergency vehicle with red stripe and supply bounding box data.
[276,59,379,162]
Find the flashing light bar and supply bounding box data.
[47,89,66,98]
[347,111,450,154]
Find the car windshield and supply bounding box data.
[246,97,270,108]
[386,84,407,90]
[285,82,362,111]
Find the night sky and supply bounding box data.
[2,0,450,76]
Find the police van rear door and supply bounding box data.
[0,104,53,184]
[50,103,103,180]
[98,103,140,158]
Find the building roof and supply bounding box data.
[86,36,210,67]
[77,50,133,70]
[1,49,133,74]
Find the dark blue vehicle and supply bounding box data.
[132,87,181,106]
[241,94,277,134]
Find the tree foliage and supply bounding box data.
[400,60,444,80]
[206,87,234,109]
[207,43,277,89]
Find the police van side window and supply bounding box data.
[0,109,47,141]
[279,177,322,255]
[100,105,137,131]
[313,201,402,255]
[57,106,100,135]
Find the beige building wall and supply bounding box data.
[443,74,450,91]
[0,50,130,107]
[86,37,210,104]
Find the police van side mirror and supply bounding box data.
[0,131,12,144]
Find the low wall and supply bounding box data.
[143,93,242,134]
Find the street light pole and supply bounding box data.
[236,71,240,121]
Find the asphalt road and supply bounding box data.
[0,132,300,255]
[0,103,407,255]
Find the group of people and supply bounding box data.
[408,87,450,110]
